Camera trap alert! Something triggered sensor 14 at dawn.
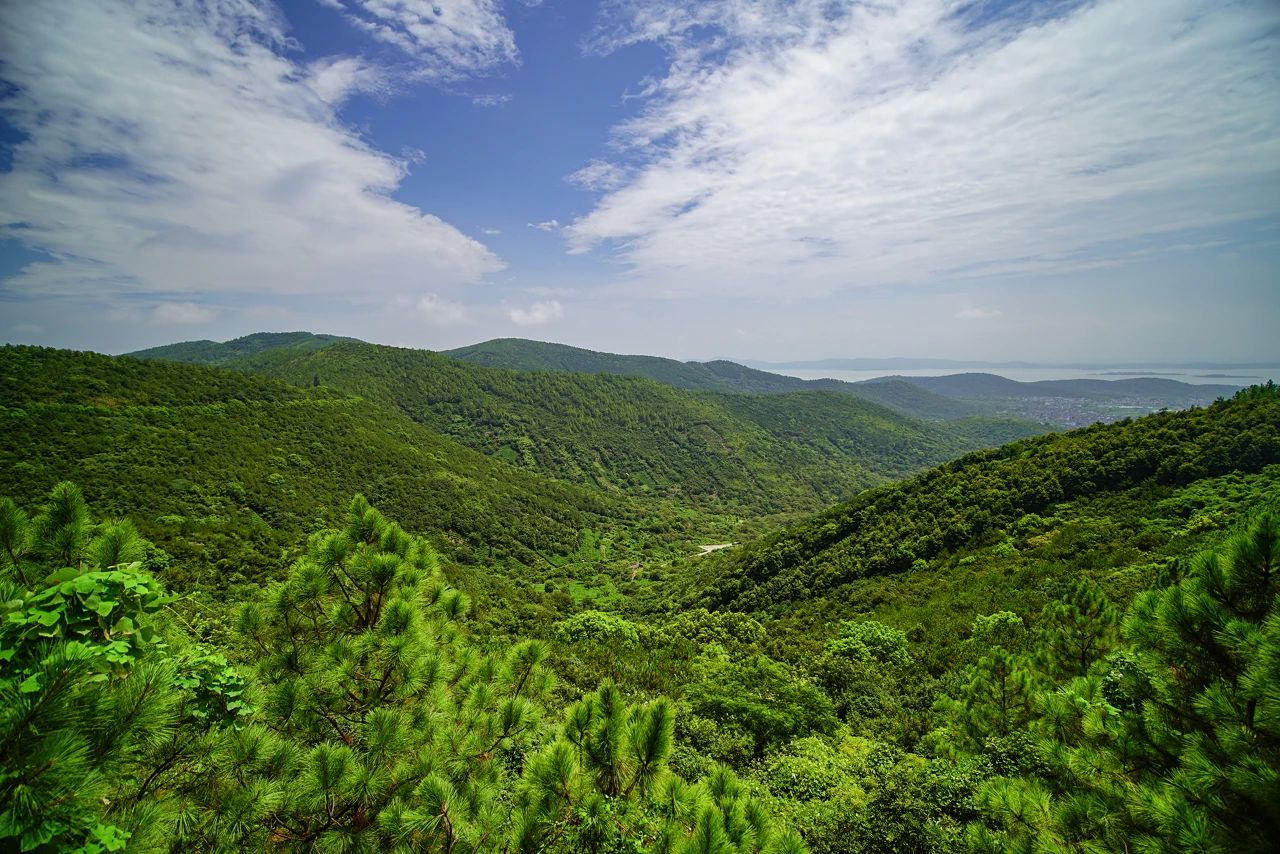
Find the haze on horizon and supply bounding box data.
[1,0,1277,364]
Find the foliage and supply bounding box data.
[690,387,1280,613]
[971,514,1280,851]
[228,341,1031,515]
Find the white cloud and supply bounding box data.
[481,227,502,235]
[508,300,564,326]
[152,302,218,325]
[528,219,562,232]
[329,1,518,81]
[416,293,470,325]
[472,93,513,107]
[0,1,502,305]
[570,0,1280,298]
[567,160,629,192]
[956,306,1002,320]
[306,56,388,105]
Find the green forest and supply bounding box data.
[2,340,1278,852]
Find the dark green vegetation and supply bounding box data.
[202,341,1039,514]
[687,389,1280,616]
[127,331,360,367]
[446,338,1238,427]
[445,338,997,421]
[1,486,805,852]
[4,332,1278,853]
[0,347,629,581]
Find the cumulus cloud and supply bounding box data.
[326,1,518,81]
[956,306,1002,320]
[569,0,1280,298]
[508,300,564,326]
[528,219,562,232]
[416,293,470,326]
[0,1,502,307]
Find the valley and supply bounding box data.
[2,335,1277,853]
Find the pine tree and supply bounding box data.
[1036,578,1119,680]
[973,514,1280,852]
[0,483,179,852]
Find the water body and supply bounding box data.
[769,366,1280,386]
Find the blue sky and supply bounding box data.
[1,0,1277,362]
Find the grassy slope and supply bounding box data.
[229,341,1021,515]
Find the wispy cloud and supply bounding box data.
[152,302,218,325]
[0,1,502,310]
[570,0,1280,298]
[528,219,563,232]
[472,93,513,107]
[326,1,519,81]
[306,56,389,105]
[508,300,564,325]
[956,306,1002,320]
[567,160,630,192]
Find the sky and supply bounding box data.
[0,0,1277,363]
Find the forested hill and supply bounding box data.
[0,345,633,582]
[127,330,359,366]
[228,341,1032,514]
[445,337,984,420]
[687,384,1280,614]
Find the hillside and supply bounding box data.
[680,385,1280,618]
[128,330,359,366]
[446,338,1238,427]
[228,341,1022,515]
[6,345,1277,854]
[0,345,658,591]
[444,337,988,421]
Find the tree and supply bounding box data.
[973,514,1280,851]
[0,483,183,852]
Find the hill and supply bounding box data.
[886,371,1237,401]
[228,341,1027,515]
[445,338,1239,427]
[127,330,359,366]
[0,345,659,592]
[678,385,1280,620]
[444,337,988,421]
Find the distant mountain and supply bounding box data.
[128,331,359,366]
[882,372,1239,401]
[445,338,987,421]
[745,356,1040,370]
[444,339,1242,427]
